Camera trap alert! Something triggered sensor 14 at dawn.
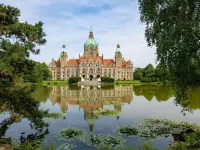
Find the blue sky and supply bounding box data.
[2,0,157,68]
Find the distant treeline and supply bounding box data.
[24,61,52,83]
[134,64,170,83]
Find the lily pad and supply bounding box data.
[80,133,125,149]
[55,128,85,141]
[137,118,200,140]
[56,143,76,150]
[114,126,138,136]
[94,109,120,116]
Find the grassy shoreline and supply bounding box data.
[41,80,68,86]
[39,80,170,86]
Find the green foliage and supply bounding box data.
[134,68,143,80]
[24,61,51,83]
[55,128,85,141]
[138,141,158,150]
[0,4,46,88]
[137,118,200,140]
[101,76,115,83]
[94,109,120,116]
[114,126,138,136]
[44,112,66,119]
[80,133,125,149]
[138,0,200,99]
[68,76,81,84]
[56,143,76,150]
[42,80,68,86]
[18,141,40,150]
[134,64,170,83]
[142,64,155,81]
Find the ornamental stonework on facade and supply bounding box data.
[48,28,134,80]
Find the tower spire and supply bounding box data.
[89,26,94,39]
[62,44,67,52]
[90,26,93,33]
[116,40,120,52]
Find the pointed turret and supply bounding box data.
[89,26,94,39]
[116,40,120,52]
[60,44,68,67]
[115,40,122,67]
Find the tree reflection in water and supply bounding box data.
[0,87,49,147]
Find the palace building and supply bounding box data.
[48,27,134,80]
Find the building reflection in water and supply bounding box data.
[49,85,133,131]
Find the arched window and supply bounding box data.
[82,68,86,74]
[89,68,93,74]
[97,68,101,74]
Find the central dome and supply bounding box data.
[85,39,98,48]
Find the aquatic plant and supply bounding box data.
[56,143,76,150]
[44,112,66,119]
[138,118,200,140]
[114,126,138,137]
[80,133,125,149]
[94,109,120,116]
[55,128,85,141]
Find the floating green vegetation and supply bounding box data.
[114,126,138,137]
[138,118,200,140]
[94,109,120,116]
[104,101,122,106]
[80,134,125,149]
[55,128,85,141]
[56,143,76,150]
[44,112,66,119]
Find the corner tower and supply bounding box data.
[84,27,99,57]
[60,45,68,67]
[115,42,122,67]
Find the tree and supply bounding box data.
[24,61,51,83]
[154,64,170,82]
[138,0,200,99]
[134,68,143,80]
[0,4,46,88]
[142,64,155,82]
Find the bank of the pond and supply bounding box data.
[40,80,170,86]
[114,80,170,85]
[41,80,68,86]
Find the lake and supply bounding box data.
[1,84,200,149]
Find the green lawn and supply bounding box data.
[42,80,68,86]
[114,80,168,85]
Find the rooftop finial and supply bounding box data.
[89,26,94,39]
[90,26,93,32]
[62,44,66,48]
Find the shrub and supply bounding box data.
[101,77,114,83]
[68,77,81,84]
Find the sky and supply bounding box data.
[2,0,157,68]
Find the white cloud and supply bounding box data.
[1,0,157,68]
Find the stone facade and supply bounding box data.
[48,28,134,80]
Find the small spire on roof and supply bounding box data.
[62,44,66,48]
[90,26,93,32]
[116,40,120,52]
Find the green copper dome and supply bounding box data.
[85,39,98,48]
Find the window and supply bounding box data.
[82,68,86,74]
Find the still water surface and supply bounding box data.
[1,85,200,149]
